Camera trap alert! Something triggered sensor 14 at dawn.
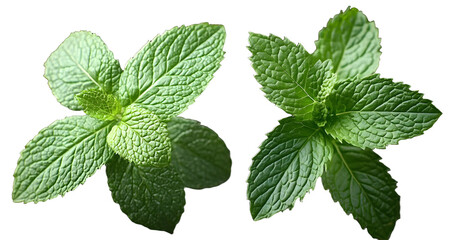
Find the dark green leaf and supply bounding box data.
[325,74,442,149]
[247,117,333,220]
[315,7,381,80]
[106,155,185,233]
[168,117,231,189]
[322,142,400,240]
[248,33,336,120]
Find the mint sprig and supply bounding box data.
[247,7,441,240]
[13,23,231,233]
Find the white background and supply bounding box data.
[1,0,455,239]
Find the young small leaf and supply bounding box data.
[325,74,441,149]
[247,117,333,220]
[107,105,171,166]
[315,7,381,80]
[106,155,185,233]
[118,23,225,120]
[168,117,231,189]
[322,142,400,240]
[13,116,115,203]
[248,33,336,120]
[75,88,121,120]
[44,31,122,110]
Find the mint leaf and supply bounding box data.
[75,89,121,120]
[168,117,231,189]
[106,155,185,233]
[44,31,122,110]
[118,23,225,120]
[325,74,442,149]
[322,142,400,240]
[248,33,336,120]
[107,105,171,166]
[315,7,381,80]
[13,116,114,203]
[247,117,333,220]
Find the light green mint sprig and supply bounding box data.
[13,23,232,233]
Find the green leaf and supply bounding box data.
[118,23,225,120]
[315,7,381,80]
[325,74,442,149]
[107,105,171,166]
[44,31,122,110]
[312,102,329,127]
[168,117,231,189]
[248,33,336,120]
[12,116,114,203]
[247,117,333,220]
[106,155,185,233]
[75,89,121,121]
[322,142,400,240]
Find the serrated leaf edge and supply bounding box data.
[323,141,401,240]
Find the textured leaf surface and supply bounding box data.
[247,117,333,220]
[107,105,171,166]
[44,31,122,110]
[168,117,231,189]
[249,33,336,120]
[315,7,381,80]
[322,142,400,240]
[106,155,185,233]
[325,74,441,149]
[75,88,121,120]
[13,116,114,203]
[118,23,225,120]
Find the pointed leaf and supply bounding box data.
[107,105,171,166]
[322,142,400,240]
[315,7,381,80]
[249,33,336,120]
[44,31,122,110]
[106,155,185,233]
[13,116,114,203]
[325,74,441,149]
[168,117,231,189]
[118,23,225,120]
[247,117,333,220]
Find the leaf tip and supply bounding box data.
[250,209,263,221]
[163,227,176,234]
[248,32,261,42]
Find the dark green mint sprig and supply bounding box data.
[247,7,441,240]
